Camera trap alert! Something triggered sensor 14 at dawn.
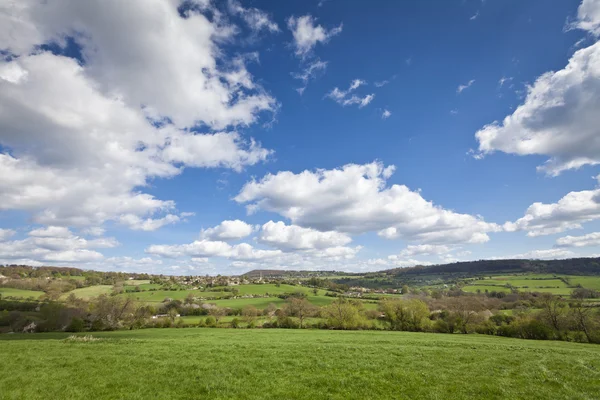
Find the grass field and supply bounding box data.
[1,329,599,399]
[567,276,600,290]
[464,274,577,295]
[0,287,44,299]
[60,285,114,300]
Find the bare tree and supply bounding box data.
[284,298,316,328]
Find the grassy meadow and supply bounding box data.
[0,287,44,300]
[1,328,599,400]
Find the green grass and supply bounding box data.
[60,285,114,300]
[123,289,231,303]
[1,329,599,400]
[0,287,44,300]
[462,285,512,293]
[122,280,151,286]
[567,276,600,291]
[211,297,286,309]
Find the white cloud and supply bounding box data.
[382,109,392,119]
[0,226,118,264]
[500,249,576,260]
[0,1,275,231]
[228,0,279,33]
[397,244,452,257]
[470,11,479,21]
[504,187,600,236]
[258,221,351,251]
[235,161,500,244]
[475,41,600,175]
[556,232,600,247]
[292,59,328,84]
[292,59,328,94]
[374,80,389,87]
[571,0,600,36]
[287,15,342,58]
[326,79,374,108]
[118,214,182,232]
[146,239,282,261]
[0,229,16,241]
[29,226,72,238]
[457,79,475,94]
[201,220,255,241]
[498,76,513,87]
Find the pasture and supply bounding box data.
[60,285,114,300]
[1,329,599,400]
[0,287,44,300]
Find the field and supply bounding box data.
[60,285,114,300]
[463,274,580,295]
[0,287,44,300]
[1,329,599,400]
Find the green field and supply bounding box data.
[60,285,114,300]
[567,276,600,290]
[464,274,577,295]
[1,329,599,399]
[461,285,512,293]
[0,287,44,299]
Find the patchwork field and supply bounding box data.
[60,285,114,300]
[0,287,44,300]
[463,274,583,295]
[1,329,598,400]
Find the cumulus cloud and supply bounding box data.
[475,40,600,175]
[0,1,275,231]
[0,229,16,241]
[200,220,255,241]
[556,232,600,247]
[0,226,118,264]
[235,162,500,244]
[287,15,342,58]
[146,239,282,261]
[499,249,576,260]
[258,221,351,251]
[397,244,452,257]
[381,109,392,119]
[571,0,600,36]
[504,188,600,236]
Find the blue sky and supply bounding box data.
[1,0,600,275]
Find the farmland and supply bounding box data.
[0,287,44,300]
[59,285,114,300]
[1,328,599,400]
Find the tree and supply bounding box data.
[445,296,485,334]
[323,297,363,330]
[184,293,196,305]
[379,299,429,331]
[209,306,227,324]
[242,305,259,324]
[539,293,566,334]
[569,295,599,343]
[283,298,315,328]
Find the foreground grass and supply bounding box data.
[1,329,599,400]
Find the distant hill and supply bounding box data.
[242,269,343,279]
[382,257,600,277]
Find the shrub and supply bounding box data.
[66,317,85,332]
[205,316,216,327]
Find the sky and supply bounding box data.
[1,0,600,275]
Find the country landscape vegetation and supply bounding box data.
[2,260,600,399]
